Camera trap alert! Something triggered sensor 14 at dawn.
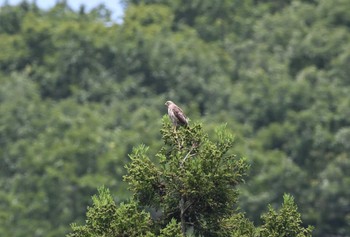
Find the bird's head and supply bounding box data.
[165,101,174,107]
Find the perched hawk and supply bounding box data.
[165,101,189,127]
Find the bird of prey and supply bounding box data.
[165,101,189,127]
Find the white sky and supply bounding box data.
[3,0,124,21]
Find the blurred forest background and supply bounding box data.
[0,0,349,236]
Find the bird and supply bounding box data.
[165,101,189,127]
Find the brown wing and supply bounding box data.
[173,105,188,125]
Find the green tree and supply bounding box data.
[259,194,313,237]
[125,120,249,236]
[68,119,311,237]
[68,187,156,237]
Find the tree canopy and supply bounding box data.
[0,0,349,236]
[68,119,313,237]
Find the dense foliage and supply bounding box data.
[0,0,349,236]
[68,120,312,236]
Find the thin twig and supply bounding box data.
[180,146,195,167]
